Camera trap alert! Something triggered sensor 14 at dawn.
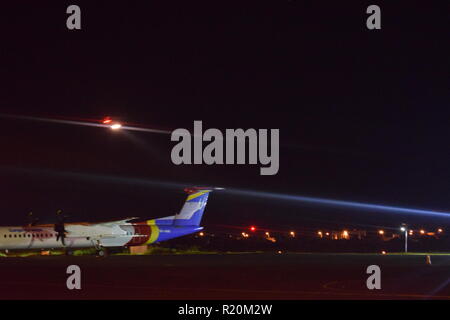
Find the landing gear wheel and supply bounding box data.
[97,248,108,257]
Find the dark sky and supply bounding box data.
[0,1,449,232]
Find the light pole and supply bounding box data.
[400,226,408,253]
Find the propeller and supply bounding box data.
[54,209,68,246]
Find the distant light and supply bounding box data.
[409,230,414,235]
[289,231,295,237]
[317,231,323,237]
[420,229,425,234]
[400,227,406,232]
[381,251,387,255]
[111,123,122,130]
[277,250,282,254]
[378,230,385,235]
[250,226,256,232]
[265,232,270,237]
[342,230,349,238]
[199,232,204,237]
[102,117,112,124]
[438,228,443,233]
[325,232,330,236]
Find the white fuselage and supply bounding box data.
[0,220,136,250]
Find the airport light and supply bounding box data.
[420,229,425,235]
[381,250,386,255]
[103,116,122,130]
[317,231,323,238]
[400,225,408,253]
[409,230,414,235]
[265,232,270,237]
[102,117,112,124]
[342,230,349,239]
[378,230,385,235]
[325,232,330,236]
[438,228,443,233]
[198,232,204,237]
[289,231,295,237]
[250,226,256,232]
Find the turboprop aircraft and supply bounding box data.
[0,187,216,256]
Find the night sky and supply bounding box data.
[0,1,449,233]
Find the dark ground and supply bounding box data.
[1,253,450,300]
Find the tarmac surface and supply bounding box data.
[1,253,450,299]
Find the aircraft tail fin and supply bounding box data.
[172,187,216,227]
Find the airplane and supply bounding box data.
[0,187,216,257]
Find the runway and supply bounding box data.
[1,253,450,299]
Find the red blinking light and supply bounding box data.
[102,117,112,124]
